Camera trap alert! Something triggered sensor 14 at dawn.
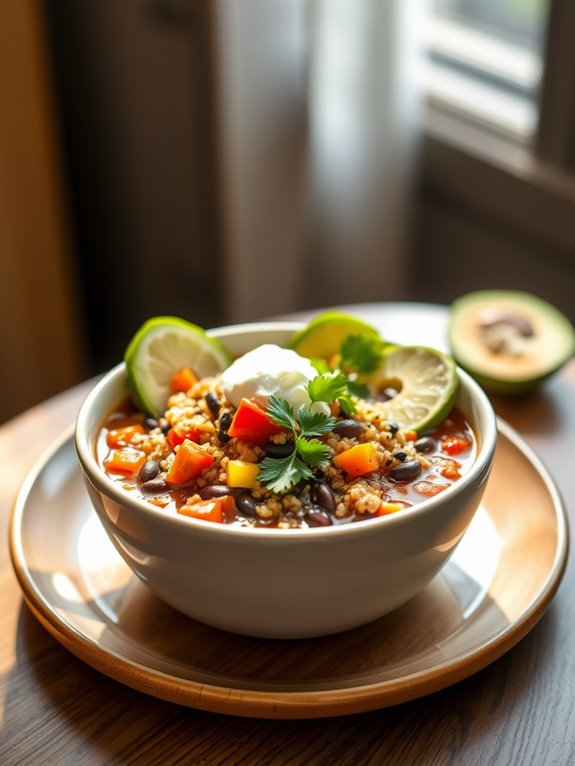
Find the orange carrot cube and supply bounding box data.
[333,442,378,478]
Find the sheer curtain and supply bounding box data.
[213,0,425,323]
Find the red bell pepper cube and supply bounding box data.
[227,398,282,445]
[441,436,472,456]
[167,423,202,449]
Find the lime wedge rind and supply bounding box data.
[288,311,382,359]
[124,316,232,418]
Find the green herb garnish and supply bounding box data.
[339,334,385,374]
[307,371,348,405]
[259,334,386,492]
[258,453,314,494]
[258,391,335,493]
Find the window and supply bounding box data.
[425,0,550,140]
[417,0,575,323]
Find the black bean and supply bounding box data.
[394,450,407,462]
[415,436,436,454]
[219,410,232,432]
[137,459,160,484]
[292,478,309,496]
[200,484,233,500]
[307,510,334,527]
[333,419,367,439]
[140,478,170,494]
[387,422,399,436]
[311,481,336,513]
[205,391,221,418]
[236,493,258,518]
[158,418,171,435]
[217,410,233,443]
[144,417,159,430]
[389,459,422,482]
[263,442,294,459]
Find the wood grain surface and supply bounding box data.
[1,304,574,765]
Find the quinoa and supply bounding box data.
[100,376,475,529]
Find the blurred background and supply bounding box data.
[1,0,574,423]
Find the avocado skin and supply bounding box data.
[448,290,575,396]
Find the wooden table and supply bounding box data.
[1,303,574,765]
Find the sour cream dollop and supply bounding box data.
[220,344,326,414]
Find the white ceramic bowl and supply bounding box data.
[75,322,497,639]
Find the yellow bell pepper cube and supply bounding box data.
[227,460,260,488]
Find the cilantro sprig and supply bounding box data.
[307,370,357,416]
[339,333,385,375]
[258,392,335,493]
[258,334,386,493]
[310,335,386,414]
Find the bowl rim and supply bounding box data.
[75,320,498,541]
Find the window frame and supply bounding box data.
[421,0,575,256]
[535,0,575,170]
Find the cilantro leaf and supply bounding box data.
[258,454,313,494]
[298,407,336,437]
[306,372,348,404]
[339,334,384,374]
[338,394,357,416]
[266,395,296,430]
[296,436,331,468]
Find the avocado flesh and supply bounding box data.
[448,291,575,393]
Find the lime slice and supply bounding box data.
[124,316,232,417]
[366,346,459,432]
[288,311,382,359]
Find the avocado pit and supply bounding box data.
[477,308,535,356]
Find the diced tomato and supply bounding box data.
[178,494,235,523]
[170,367,198,393]
[167,423,202,449]
[333,442,379,478]
[227,398,282,445]
[165,440,214,485]
[441,436,472,456]
[403,430,418,442]
[104,448,146,476]
[439,459,462,480]
[106,424,145,448]
[413,480,450,497]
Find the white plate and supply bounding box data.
[9,421,568,718]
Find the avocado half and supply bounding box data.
[448,290,575,394]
